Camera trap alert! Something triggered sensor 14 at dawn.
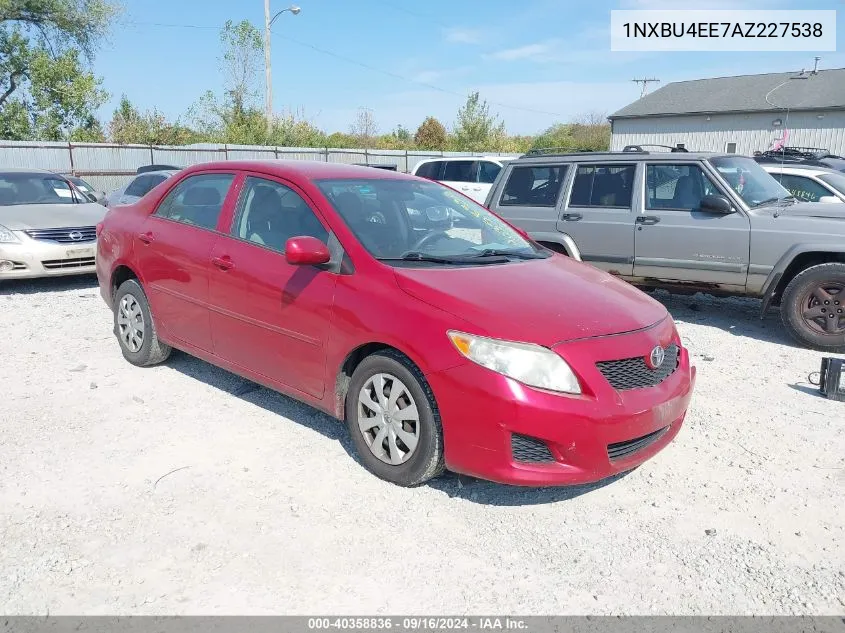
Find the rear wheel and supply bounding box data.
[781,263,845,352]
[345,350,444,486]
[114,279,172,366]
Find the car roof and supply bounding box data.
[181,160,418,181]
[135,170,179,177]
[759,163,840,175]
[512,150,731,163]
[0,167,57,176]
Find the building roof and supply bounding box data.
[610,68,845,119]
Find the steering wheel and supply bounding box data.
[408,230,449,253]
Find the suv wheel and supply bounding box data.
[781,263,845,352]
[345,350,444,486]
[114,279,172,366]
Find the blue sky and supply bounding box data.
[95,0,845,135]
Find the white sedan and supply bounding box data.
[761,163,845,204]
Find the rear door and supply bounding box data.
[633,162,750,288]
[440,160,482,202]
[134,171,238,352]
[556,162,638,276]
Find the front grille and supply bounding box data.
[596,344,679,391]
[25,226,96,244]
[607,427,669,461]
[41,256,95,270]
[511,433,555,463]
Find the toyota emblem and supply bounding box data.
[68,231,83,241]
[646,346,665,370]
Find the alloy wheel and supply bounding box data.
[357,373,420,465]
[117,293,145,353]
[800,281,845,336]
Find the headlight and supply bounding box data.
[0,224,19,243]
[447,330,581,394]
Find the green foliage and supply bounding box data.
[0,0,117,140]
[109,94,196,146]
[219,19,263,112]
[452,92,506,152]
[531,114,610,152]
[414,116,447,151]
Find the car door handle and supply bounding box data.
[137,232,154,244]
[212,256,234,271]
[562,213,583,221]
[636,216,661,225]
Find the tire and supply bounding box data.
[345,350,444,487]
[780,263,845,353]
[113,279,172,367]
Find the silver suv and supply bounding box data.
[485,147,845,352]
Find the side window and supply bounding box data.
[232,176,329,253]
[443,160,478,183]
[776,174,831,203]
[646,164,719,211]
[500,165,567,207]
[415,161,442,180]
[124,175,153,198]
[155,173,235,230]
[478,161,502,184]
[569,164,636,209]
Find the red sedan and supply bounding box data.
[96,161,696,487]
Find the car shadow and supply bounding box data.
[645,289,797,348]
[167,351,634,506]
[0,274,99,296]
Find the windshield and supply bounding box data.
[69,177,94,193]
[317,178,544,265]
[0,173,77,206]
[818,172,845,197]
[709,156,791,207]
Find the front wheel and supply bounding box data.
[345,350,444,487]
[781,263,845,352]
[114,279,172,366]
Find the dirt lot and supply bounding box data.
[1,275,843,615]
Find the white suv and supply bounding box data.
[411,157,512,204]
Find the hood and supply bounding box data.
[394,257,668,347]
[773,201,845,220]
[0,203,108,230]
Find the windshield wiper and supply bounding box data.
[469,248,546,260]
[379,252,509,265]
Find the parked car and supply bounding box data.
[105,169,179,207]
[754,147,845,173]
[485,148,845,352]
[760,163,845,204]
[96,160,696,487]
[0,168,106,280]
[66,175,107,205]
[411,156,513,205]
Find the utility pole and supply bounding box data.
[264,0,273,130]
[632,77,660,98]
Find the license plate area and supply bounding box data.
[66,247,94,258]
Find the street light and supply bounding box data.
[264,2,301,128]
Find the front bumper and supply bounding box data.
[0,232,97,280]
[427,318,696,486]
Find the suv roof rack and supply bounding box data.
[622,144,689,153]
[755,146,843,161]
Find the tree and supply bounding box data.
[219,19,263,114]
[0,0,118,139]
[414,116,447,150]
[109,95,196,146]
[349,107,378,147]
[530,113,610,152]
[452,92,505,152]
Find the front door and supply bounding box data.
[208,174,338,398]
[556,162,638,276]
[633,163,750,288]
[134,172,237,351]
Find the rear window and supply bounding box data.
[442,160,477,183]
[569,164,636,208]
[414,161,443,180]
[499,165,567,207]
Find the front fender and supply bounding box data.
[759,243,845,317]
[529,231,582,261]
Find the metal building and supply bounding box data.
[609,68,845,157]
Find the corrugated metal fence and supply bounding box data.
[0,141,520,193]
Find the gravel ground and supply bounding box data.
[1,275,843,616]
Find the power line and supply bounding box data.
[121,19,565,118]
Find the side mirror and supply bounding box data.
[819,196,840,204]
[700,194,734,215]
[285,236,331,266]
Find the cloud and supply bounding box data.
[486,40,561,62]
[443,28,483,44]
